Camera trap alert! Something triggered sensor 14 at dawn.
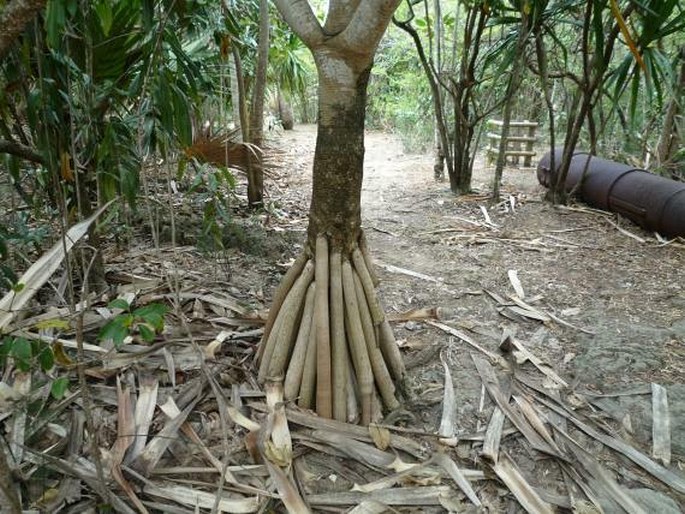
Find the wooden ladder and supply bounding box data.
[486,119,538,168]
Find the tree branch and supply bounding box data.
[324,0,361,35]
[0,0,47,60]
[338,0,402,56]
[0,139,44,164]
[272,0,325,49]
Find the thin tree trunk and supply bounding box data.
[492,17,529,200]
[657,45,685,168]
[393,17,453,182]
[534,25,555,186]
[246,0,268,207]
[550,3,634,204]
[448,4,487,194]
[229,46,248,143]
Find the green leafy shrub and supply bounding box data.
[98,299,169,347]
[0,336,68,399]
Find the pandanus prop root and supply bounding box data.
[257,232,405,424]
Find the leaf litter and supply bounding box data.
[0,129,683,513]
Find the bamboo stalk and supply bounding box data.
[329,250,347,422]
[259,252,308,357]
[353,272,399,411]
[314,235,332,419]
[351,248,384,325]
[298,314,318,409]
[342,258,373,425]
[378,318,405,381]
[359,231,380,287]
[283,283,316,400]
[259,261,314,381]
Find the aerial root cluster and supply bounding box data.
[257,232,405,424]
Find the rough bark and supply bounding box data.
[308,59,369,251]
[0,0,46,60]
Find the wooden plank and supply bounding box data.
[487,133,537,143]
[488,119,538,128]
[486,149,537,157]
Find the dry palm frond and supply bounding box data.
[185,129,279,173]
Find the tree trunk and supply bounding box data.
[262,0,404,424]
[492,15,528,201]
[307,65,368,251]
[393,16,452,182]
[229,45,248,142]
[446,3,488,195]
[656,45,685,171]
[277,91,294,130]
[246,0,268,207]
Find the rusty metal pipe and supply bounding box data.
[537,149,685,238]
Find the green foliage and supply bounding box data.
[0,336,55,374]
[0,213,49,294]
[180,160,237,252]
[98,299,169,347]
[369,27,434,152]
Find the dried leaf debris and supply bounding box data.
[0,212,682,513]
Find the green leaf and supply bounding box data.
[38,345,55,372]
[99,317,131,346]
[45,0,67,48]
[108,298,130,310]
[35,318,71,331]
[0,337,13,367]
[95,1,114,36]
[133,303,168,332]
[11,337,32,372]
[50,377,69,399]
[138,323,155,342]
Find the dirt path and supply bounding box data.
[275,124,685,458]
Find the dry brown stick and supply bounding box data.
[298,314,318,409]
[342,258,374,425]
[314,235,332,419]
[259,252,308,359]
[259,261,314,381]
[351,248,384,325]
[329,249,347,422]
[359,231,380,287]
[283,283,316,401]
[353,271,399,411]
[378,318,406,381]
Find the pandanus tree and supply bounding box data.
[258,0,405,424]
